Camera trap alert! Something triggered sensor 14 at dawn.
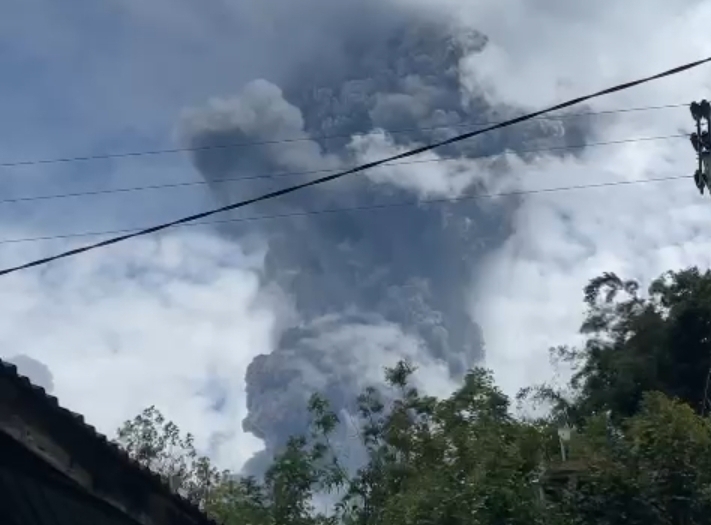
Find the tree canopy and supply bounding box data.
[115,267,711,525]
[539,268,711,423]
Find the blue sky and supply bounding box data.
[0,0,284,467]
[0,0,243,238]
[4,0,711,473]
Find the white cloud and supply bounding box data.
[0,230,274,471]
[445,0,711,397]
[349,130,500,198]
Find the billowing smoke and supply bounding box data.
[179,2,591,474]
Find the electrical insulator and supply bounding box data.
[691,101,703,121]
[691,132,700,152]
[701,99,711,121]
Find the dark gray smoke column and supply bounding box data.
[180,6,589,474]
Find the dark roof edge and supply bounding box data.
[0,359,217,525]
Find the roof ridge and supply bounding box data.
[0,358,217,524]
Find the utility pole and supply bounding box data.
[689,100,711,417]
[690,99,711,195]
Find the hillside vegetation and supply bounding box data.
[116,267,711,525]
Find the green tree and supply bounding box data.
[553,392,711,525]
[116,405,223,507]
[115,404,340,525]
[115,269,711,525]
[115,364,558,525]
[326,362,558,525]
[529,268,711,423]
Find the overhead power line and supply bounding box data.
[0,56,708,277]
[0,133,687,207]
[0,103,684,170]
[0,173,691,247]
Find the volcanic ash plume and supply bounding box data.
[180,8,589,474]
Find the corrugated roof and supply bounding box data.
[0,434,143,525]
[0,358,217,525]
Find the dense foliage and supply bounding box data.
[115,267,711,525]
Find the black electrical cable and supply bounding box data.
[1,56,708,277]
[0,173,690,246]
[0,133,686,206]
[0,104,684,170]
